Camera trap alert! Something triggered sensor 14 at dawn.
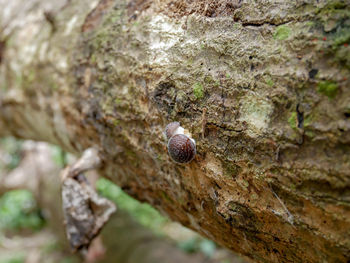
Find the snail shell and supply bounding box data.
[164,121,181,140]
[167,134,196,163]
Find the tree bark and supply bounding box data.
[0,0,349,262]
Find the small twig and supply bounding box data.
[270,186,294,225]
[201,108,207,139]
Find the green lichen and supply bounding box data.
[114,98,123,105]
[317,81,338,99]
[233,23,240,29]
[274,25,291,40]
[193,82,204,99]
[266,78,274,87]
[288,112,297,129]
[306,21,315,27]
[303,114,313,128]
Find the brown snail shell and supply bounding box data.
[164,122,180,140]
[167,134,196,163]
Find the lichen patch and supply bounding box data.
[239,93,273,137]
[147,14,185,65]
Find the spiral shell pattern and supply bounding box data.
[167,134,196,163]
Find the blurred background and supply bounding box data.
[0,137,246,263]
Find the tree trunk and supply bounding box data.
[0,0,349,262]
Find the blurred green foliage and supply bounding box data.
[97,178,219,257]
[59,257,79,263]
[177,237,216,257]
[96,178,167,232]
[51,146,67,167]
[0,190,45,231]
[0,255,25,263]
[0,137,22,170]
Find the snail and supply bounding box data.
[165,122,196,163]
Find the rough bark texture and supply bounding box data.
[0,0,350,262]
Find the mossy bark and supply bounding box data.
[0,0,349,262]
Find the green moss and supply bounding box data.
[233,23,240,29]
[288,112,297,129]
[306,21,315,27]
[303,114,313,128]
[112,119,120,126]
[114,98,123,105]
[266,78,274,87]
[317,80,338,99]
[274,25,291,40]
[193,82,204,99]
